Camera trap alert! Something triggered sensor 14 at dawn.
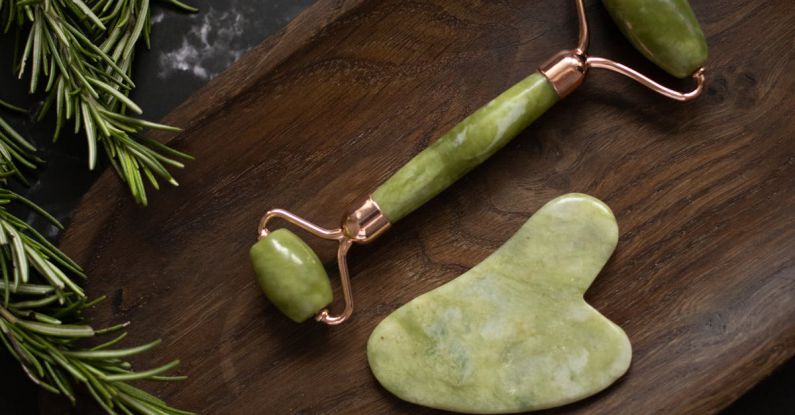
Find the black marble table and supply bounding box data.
[0,1,788,413]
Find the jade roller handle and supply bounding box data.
[371,72,559,222]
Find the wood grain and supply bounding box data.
[54,0,795,413]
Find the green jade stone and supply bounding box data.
[250,229,333,323]
[372,72,558,222]
[368,194,631,413]
[602,0,708,78]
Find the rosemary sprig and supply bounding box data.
[0,303,191,415]
[0,107,192,414]
[2,0,195,206]
[0,0,198,412]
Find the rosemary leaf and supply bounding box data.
[0,2,196,414]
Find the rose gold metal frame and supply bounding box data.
[540,0,706,101]
[257,198,390,325]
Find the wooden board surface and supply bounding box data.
[55,0,795,413]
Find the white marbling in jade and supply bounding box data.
[371,72,558,222]
[367,194,631,414]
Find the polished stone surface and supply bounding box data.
[372,72,558,222]
[368,194,631,413]
[602,0,708,78]
[251,229,333,323]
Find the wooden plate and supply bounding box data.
[57,1,795,413]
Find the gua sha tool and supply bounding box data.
[368,194,630,413]
[250,0,708,324]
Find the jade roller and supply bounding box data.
[251,0,708,325]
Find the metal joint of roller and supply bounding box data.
[342,198,391,244]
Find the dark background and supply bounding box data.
[0,0,790,413]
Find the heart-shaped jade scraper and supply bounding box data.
[368,193,631,413]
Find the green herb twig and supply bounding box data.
[3,0,195,205]
[0,0,197,412]
[0,110,192,414]
[0,303,191,415]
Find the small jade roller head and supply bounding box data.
[250,199,390,324]
[250,229,333,323]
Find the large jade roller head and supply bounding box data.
[602,0,708,78]
[250,0,708,325]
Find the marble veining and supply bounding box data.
[155,0,312,81]
[157,7,248,80]
[368,194,632,413]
